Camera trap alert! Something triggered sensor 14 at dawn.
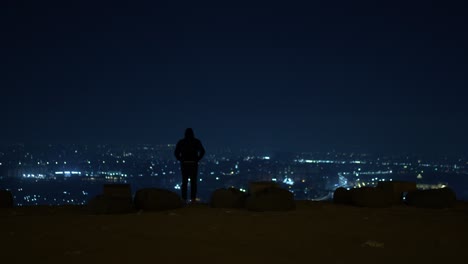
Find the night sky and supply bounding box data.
[2,0,467,155]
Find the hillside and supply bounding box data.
[1,201,467,264]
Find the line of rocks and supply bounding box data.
[333,181,457,209]
[0,189,14,208]
[211,181,295,211]
[83,181,296,214]
[2,180,457,213]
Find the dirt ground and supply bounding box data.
[1,201,467,264]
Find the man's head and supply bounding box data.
[185,128,194,138]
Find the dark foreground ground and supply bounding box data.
[1,201,468,264]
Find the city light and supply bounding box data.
[1,144,467,206]
[283,178,294,185]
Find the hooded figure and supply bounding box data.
[174,128,206,202]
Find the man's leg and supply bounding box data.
[189,164,198,201]
[181,165,189,201]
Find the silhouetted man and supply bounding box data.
[174,128,205,203]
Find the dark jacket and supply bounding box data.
[174,130,205,163]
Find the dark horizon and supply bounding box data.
[0,142,466,162]
[2,0,467,157]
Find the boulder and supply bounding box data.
[377,181,417,205]
[103,184,132,198]
[248,181,280,195]
[210,188,246,208]
[134,188,183,211]
[333,187,352,205]
[350,187,393,208]
[0,190,14,208]
[245,187,295,211]
[86,195,134,214]
[405,188,457,209]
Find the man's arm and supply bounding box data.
[197,141,205,162]
[174,142,182,161]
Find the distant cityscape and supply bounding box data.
[0,143,467,206]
